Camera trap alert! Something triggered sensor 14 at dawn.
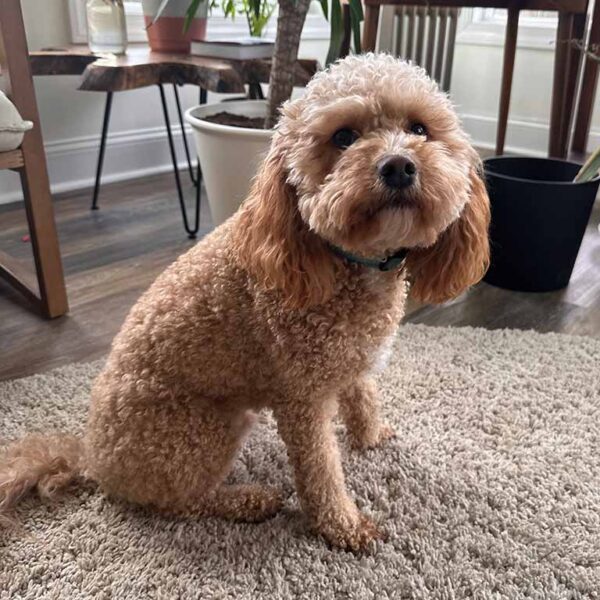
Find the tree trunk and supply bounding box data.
[266,0,312,129]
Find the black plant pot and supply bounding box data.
[483,156,599,292]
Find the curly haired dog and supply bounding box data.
[0,54,490,550]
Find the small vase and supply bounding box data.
[86,0,128,55]
[142,0,208,54]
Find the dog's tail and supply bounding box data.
[0,434,84,527]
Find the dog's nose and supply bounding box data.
[377,155,416,189]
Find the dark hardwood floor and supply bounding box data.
[1,172,599,381]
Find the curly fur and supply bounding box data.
[0,54,489,550]
[0,434,82,527]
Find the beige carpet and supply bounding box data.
[1,325,599,599]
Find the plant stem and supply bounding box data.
[266,0,312,128]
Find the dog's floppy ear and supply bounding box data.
[234,145,336,309]
[407,166,491,304]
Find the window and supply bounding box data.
[69,1,146,43]
[457,8,558,49]
[68,0,329,44]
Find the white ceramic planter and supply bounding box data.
[186,100,273,226]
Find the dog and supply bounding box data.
[0,54,490,551]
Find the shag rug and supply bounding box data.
[1,324,599,599]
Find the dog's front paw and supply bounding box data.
[375,421,396,446]
[317,511,385,552]
[350,421,395,451]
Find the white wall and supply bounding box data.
[0,1,599,205]
[0,1,330,205]
[452,42,600,157]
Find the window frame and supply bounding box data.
[456,8,559,50]
[68,0,330,44]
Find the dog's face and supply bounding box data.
[236,54,490,308]
[280,55,478,256]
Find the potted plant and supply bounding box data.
[216,0,277,38]
[143,0,209,52]
[185,0,364,225]
[482,152,600,292]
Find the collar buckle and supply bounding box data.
[378,253,407,271]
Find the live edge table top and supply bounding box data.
[29,44,319,94]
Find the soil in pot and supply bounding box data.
[202,112,266,130]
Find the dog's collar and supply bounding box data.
[329,244,409,272]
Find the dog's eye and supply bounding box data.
[409,123,428,137]
[332,128,359,149]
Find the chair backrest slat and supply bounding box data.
[389,5,459,92]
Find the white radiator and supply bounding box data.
[392,7,460,92]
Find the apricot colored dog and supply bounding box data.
[1,54,489,550]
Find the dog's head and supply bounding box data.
[236,54,490,308]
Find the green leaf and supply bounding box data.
[325,0,343,66]
[319,0,329,22]
[348,0,363,53]
[249,0,261,18]
[183,0,206,31]
[575,146,600,182]
[150,0,172,25]
[206,0,274,37]
[225,0,236,18]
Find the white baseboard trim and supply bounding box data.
[0,124,193,206]
[460,112,600,158]
[2,115,598,206]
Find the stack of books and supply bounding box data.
[191,37,275,61]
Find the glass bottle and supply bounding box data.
[86,0,128,55]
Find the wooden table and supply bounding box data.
[362,0,588,159]
[29,45,318,237]
[30,45,317,93]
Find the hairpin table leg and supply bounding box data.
[158,83,201,238]
[248,81,264,100]
[91,91,113,210]
[173,83,205,187]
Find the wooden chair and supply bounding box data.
[0,0,68,318]
[572,0,600,154]
[387,6,460,92]
[362,0,588,158]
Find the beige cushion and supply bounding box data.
[0,90,33,152]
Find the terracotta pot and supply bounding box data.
[142,0,207,53]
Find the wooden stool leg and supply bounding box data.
[363,5,381,52]
[495,8,519,155]
[549,13,574,158]
[572,1,600,154]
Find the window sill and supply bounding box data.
[70,1,330,45]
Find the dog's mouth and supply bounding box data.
[385,191,419,210]
[367,189,419,218]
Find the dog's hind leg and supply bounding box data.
[159,408,283,522]
[86,396,282,522]
[173,483,283,522]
